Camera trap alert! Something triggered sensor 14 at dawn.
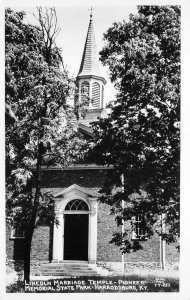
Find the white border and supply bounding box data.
[1,0,189,299]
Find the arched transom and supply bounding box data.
[65,199,89,211]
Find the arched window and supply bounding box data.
[65,199,89,211]
[92,82,100,107]
[81,81,89,103]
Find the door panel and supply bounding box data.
[64,214,88,260]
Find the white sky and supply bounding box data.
[9,5,137,104]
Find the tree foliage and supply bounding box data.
[5,7,85,282]
[91,6,180,252]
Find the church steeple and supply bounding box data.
[77,10,106,109]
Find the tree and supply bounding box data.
[91,6,180,253]
[5,69,17,125]
[5,8,85,282]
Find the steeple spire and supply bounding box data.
[77,8,105,81]
[77,10,106,109]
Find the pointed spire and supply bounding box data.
[77,11,102,79]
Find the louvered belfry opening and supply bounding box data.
[101,85,104,108]
[92,82,100,107]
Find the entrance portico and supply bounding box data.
[52,184,98,264]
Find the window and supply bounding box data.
[131,215,147,241]
[10,226,25,239]
[65,199,89,211]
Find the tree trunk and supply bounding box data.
[23,147,43,283]
[24,235,32,283]
[23,85,44,283]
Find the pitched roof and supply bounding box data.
[77,15,102,78]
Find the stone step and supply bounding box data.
[39,269,97,273]
[31,272,98,277]
[40,270,97,273]
[39,268,93,273]
[40,265,92,269]
[40,266,92,270]
[31,263,99,277]
[43,262,89,267]
[51,261,88,264]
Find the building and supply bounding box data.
[6,12,179,273]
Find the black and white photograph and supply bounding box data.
[2,0,189,298]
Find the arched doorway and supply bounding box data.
[53,184,98,263]
[64,199,89,261]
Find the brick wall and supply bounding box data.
[6,217,179,264]
[97,202,179,264]
[6,225,25,260]
[166,241,179,263]
[40,169,110,189]
[97,203,159,263]
[30,226,53,261]
[6,168,179,265]
[6,225,52,261]
[97,202,122,262]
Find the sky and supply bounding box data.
[10,5,137,104]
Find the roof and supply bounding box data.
[78,108,109,136]
[78,123,93,137]
[78,108,109,126]
[77,15,103,79]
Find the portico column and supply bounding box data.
[52,210,63,262]
[88,200,97,264]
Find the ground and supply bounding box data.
[6,262,179,293]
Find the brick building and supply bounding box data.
[6,12,179,272]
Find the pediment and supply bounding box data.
[53,184,98,198]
